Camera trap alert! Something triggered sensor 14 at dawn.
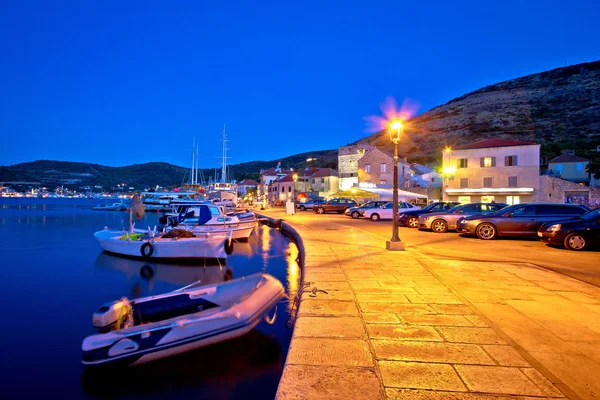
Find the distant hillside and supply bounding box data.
[361,60,600,164]
[0,149,337,190]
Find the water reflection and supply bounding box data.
[95,252,233,289]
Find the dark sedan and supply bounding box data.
[344,201,388,219]
[398,201,461,228]
[314,198,359,214]
[456,203,590,240]
[538,208,600,250]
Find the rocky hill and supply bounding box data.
[362,60,600,164]
[0,149,338,191]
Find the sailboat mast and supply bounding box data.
[195,143,199,185]
[221,124,228,183]
[191,137,196,185]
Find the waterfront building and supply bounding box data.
[442,139,541,204]
[357,147,411,187]
[337,143,374,190]
[547,152,592,184]
[237,179,259,196]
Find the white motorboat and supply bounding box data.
[94,228,233,262]
[162,202,257,241]
[93,201,127,211]
[81,273,285,367]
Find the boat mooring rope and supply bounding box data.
[265,304,278,324]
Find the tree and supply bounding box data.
[586,157,600,180]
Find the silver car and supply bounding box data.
[419,202,508,233]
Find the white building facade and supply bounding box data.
[442,139,541,205]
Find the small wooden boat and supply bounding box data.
[81,273,285,367]
[94,228,233,262]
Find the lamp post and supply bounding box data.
[386,120,405,251]
[292,173,298,202]
[442,147,454,201]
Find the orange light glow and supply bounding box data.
[364,96,420,133]
[444,146,452,153]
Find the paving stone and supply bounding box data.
[355,294,410,303]
[276,365,382,400]
[430,304,475,315]
[299,299,359,316]
[407,294,463,304]
[455,365,546,396]
[398,314,474,326]
[367,324,443,341]
[378,361,467,391]
[303,272,347,282]
[385,388,551,399]
[483,345,530,367]
[360,303,434,314]
[414,287,453,295]
[302,281,352,291]
[464,315,489,327]
[362,313,400,324]
[436,327,505,345]
[373,340,495,364]
[300,290,354,301]
[294,317,366,338]
[520,368,565,397]
[286,338,374,367]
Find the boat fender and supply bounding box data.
[140,242,154,258]
[224,238,234,255]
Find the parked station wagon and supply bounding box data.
[419,202,508,233]
[456,203,590,240]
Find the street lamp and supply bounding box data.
[442,147,454,200]
[292,173,298,202]
[387,119,405,251]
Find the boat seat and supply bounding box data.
[132,294,219,324]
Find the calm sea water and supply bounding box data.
[0,198,299,399]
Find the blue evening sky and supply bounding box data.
[1,0,598,168]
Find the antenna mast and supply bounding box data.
[221,124,229,183]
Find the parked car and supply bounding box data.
[419,202,508,233]
[456,203,590,240]
[313,198,359,214]
[344,201,388,219]
[363,202,421,221]
[398,201,461,228]
[296,199,325,211]
[538,207,600,250]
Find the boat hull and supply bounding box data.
[190,221,255,241]
[82,274,285,367]
[94,230,228,261]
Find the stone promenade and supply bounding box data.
[258,208,600,400]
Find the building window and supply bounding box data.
[481,195,495,203]
[483,177,493,188]
[458,158,468,168]
[480,157,495,167]
[576,163,583,171]
[380,163,387,173]
[506,196,520,205]
[321,178,325,183]
[313,179,316,184]
[458,196,471,203]
[380,180,387,184]
[505,155,518,166]
[508,176,518,187]
[460,178,469,188]
[365,164,371,173]
[288,187,291,192]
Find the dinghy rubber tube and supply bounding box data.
[140,242,154,258]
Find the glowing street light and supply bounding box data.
[387,119,405,251]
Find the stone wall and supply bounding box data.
[539,176,600,206]
[358,148,410,186]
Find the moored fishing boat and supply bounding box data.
[94,228,233,262]
[93,201,127,211]
[81,273,285,367]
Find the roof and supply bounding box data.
[260,168,293,176]
[239,179,259,186]
[548,154,590,163]
[277,175,294,183]
[311,168,338,178]
[453,139,537,150]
